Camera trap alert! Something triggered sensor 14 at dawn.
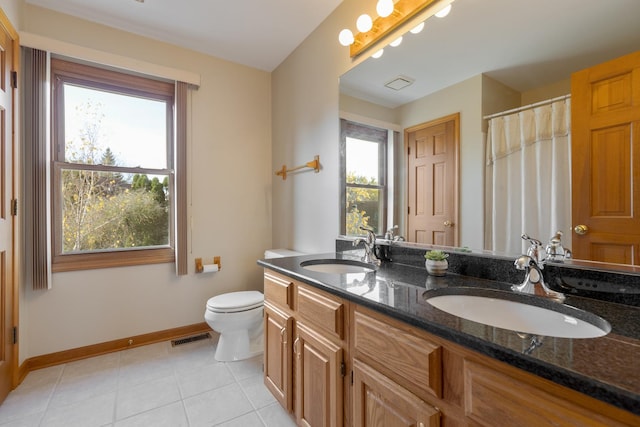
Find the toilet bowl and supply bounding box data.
[204,248,304,362]
[204,290,265,362]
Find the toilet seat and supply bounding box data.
[206,291,264,313]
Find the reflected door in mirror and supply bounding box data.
[571,51,640,264]
[406,114,459,246]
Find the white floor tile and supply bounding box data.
[183,382,253,427]
[226,355,263,381]
[176,361,235,399]
[49,370,118,408]
[0,339,284,427]
[61,353,120,380]
[40,391,116,427]
[115,375,181,420]
[0,384,53,424]
[15,365,63,392]
[257,402,297,427]
[238,374,276,410]
[114,401,188,427]
[0,411,43,426]
[169,340,218,375]
[117,356,174,389]
[216,411,265,427]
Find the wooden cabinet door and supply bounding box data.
[353,359,440,427]
[295,322,344,427]
[571,51,640,264]
[264,302,293,412]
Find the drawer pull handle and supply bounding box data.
[280,326,287,344]
[294,337,301,358]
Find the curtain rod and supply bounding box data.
[483,94,570,120]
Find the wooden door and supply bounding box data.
[406,114,459,246]
[263,302,293,412]
[295,322,343,427]
[0,11,17,403]
[571,51,640,264]
[352,359,440,427]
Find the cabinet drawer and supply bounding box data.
[264,272,294,310]
[297,284,344,340]
[353,309,442,398]
[463,359,629,427]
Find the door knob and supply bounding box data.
[443,220,454,227]
[574,225,589,235]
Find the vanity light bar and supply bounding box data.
[349,0,451,58]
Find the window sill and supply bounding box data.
[52,248,175,273]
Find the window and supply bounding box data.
[340,119,389,236]
[51,59,176,271]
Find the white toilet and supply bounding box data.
[204,249,303,362]
[204,290,265,362]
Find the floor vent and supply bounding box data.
[171,332,211,347]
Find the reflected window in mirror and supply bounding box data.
[340,119,391,236]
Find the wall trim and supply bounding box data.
[19,31,201,87]
[18,322,213,384]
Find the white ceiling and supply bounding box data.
[24,0,640,106]
[25,0,344,72]
[341,0,640,108]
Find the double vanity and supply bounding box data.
[258,240,640,426]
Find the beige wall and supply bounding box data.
[271,0,363,253]
[0,0,21,27]
[18,5,272,360]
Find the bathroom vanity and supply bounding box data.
[258,245,640,426]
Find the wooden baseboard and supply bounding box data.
[21,322,213,379]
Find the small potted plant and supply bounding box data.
[424,250,449,276]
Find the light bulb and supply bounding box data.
[390,36,403,47]
[435,4,452,18]
[376,0,394,18]
[356,14,373,32]
[410,22,425,34]
[338,29,354,46]
[372,49,384,59]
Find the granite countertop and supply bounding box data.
[258,252,640,416]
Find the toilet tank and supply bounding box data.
[264,249,304,259]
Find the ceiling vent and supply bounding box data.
[384,75,415,91]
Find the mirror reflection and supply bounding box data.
[339,0,640,266]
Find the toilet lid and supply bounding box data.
[207,291,264,313]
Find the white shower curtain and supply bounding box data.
[485,98,572,255]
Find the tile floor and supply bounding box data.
[0,336,297,427]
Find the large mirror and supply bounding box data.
[339,0,640,267]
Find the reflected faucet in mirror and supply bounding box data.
[513,233,567,303]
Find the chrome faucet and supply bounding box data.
[545,231,572,262]
[513,234,566,303]
[384,225,398,240]
[384,225,405,242]
[353,226,381,266]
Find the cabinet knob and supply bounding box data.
[574,224,589,235]
[280,326,287,344]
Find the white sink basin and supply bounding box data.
[300,259,376,274]
[424,288,610,339]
